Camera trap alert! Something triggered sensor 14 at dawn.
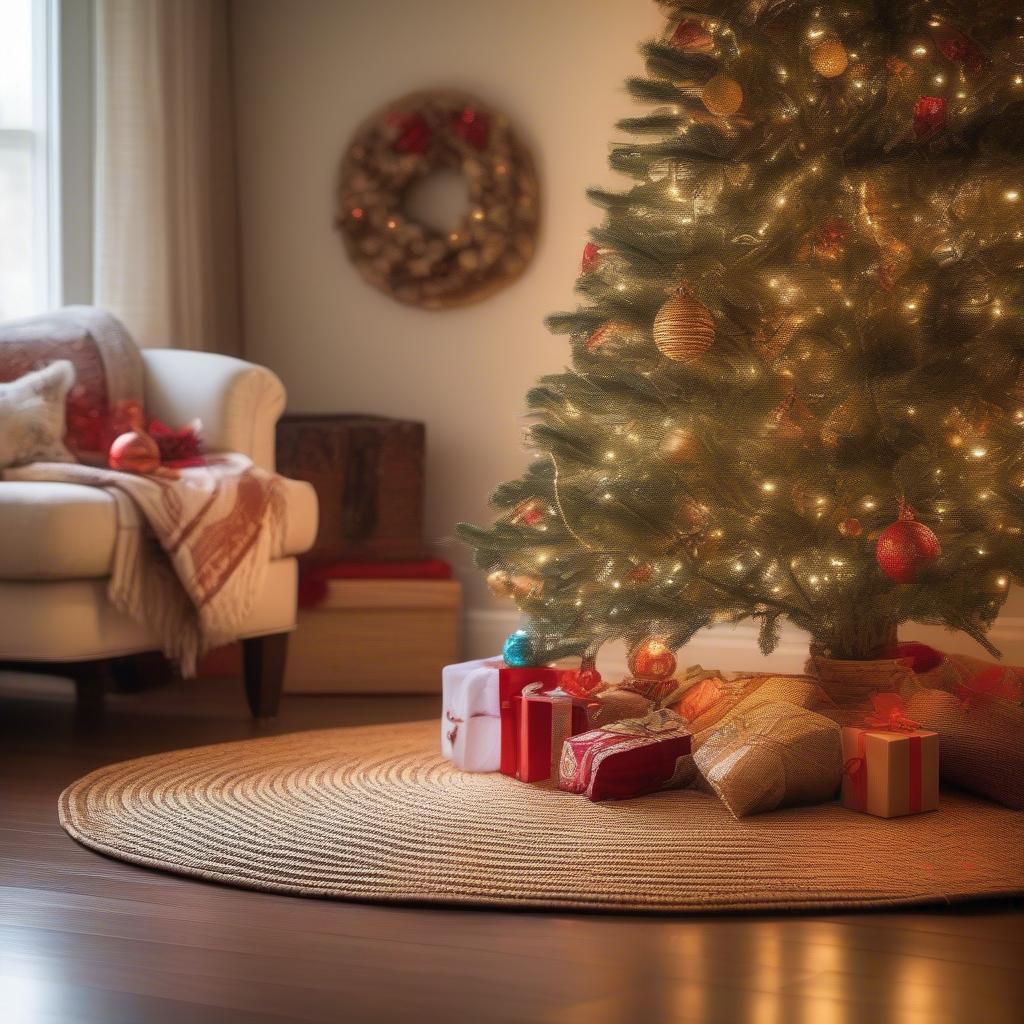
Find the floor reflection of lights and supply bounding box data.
[0,960,49,1024]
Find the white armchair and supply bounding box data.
[0,347,318,716]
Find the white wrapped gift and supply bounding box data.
[440,656,504,771]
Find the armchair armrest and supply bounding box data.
[141,350,286,470]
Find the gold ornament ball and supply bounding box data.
[838,517,863,538]
[810,40,849,78]
[661,426,697,461]
[486,570,514,597]
[628,637,677,680]
[653,287,715,363]
[701,74,744,117]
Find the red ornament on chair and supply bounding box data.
[109,403,160,475]
[876,502,941,583]
[109,430,160,475]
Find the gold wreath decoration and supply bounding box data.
[335,91,540,310]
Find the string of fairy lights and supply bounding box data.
[459,2,1024,674]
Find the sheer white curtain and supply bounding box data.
[94,0,240,353]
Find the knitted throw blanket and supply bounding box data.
[5,454,287,675]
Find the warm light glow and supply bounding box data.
[971,446,988,459]
[761,481,777,493]
[996,576,1009,588]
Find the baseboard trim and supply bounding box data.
[464,609,1024,674]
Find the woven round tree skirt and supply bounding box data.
[59,721,1024,913]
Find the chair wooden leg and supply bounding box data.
[71,660,109,729]
[242,633,288,719]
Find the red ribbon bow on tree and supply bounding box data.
[863,692,919,732]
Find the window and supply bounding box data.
[0,0,53,320]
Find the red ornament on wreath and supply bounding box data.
[913,96,946,141]
[628,636,677,680]
[388,112,431,154]
[581,242,601,274]
[876,501,941,583]
[451,107,489,151]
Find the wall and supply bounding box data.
[230,0,664,655]
[230,0,1024,669]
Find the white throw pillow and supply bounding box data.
[0,360,77,469]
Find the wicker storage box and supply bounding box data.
[284,578,462,694]
[275,414,425,563]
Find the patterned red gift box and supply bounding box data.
[511,684,594,783]
[559,709,692,801]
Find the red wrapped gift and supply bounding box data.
[841,695,939,818]
[559,709,692,801]
[511,683,593,783]
[499,666,577,776]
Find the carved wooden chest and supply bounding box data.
[275,414,425,563]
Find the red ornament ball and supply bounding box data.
[581,242,600,274]
[628,637,677,680]
[109,430,160,475]
[876,506,941,583]
[451,107,489,151]
[878,641,945,673]
[388,112,431,154]
[668,20,714,53]
[913,96,947,141]
[561,663,603,699]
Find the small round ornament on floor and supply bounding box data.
[653,286,715,363]
[876,503,941,583]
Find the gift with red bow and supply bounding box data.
[510,681,595,783]
[559,709,693,801]
[840,693,939,818]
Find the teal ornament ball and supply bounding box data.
[502,629,536,667]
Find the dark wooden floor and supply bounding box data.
[2,673,1023,1024]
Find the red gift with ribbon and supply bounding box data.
[499,666,587,777]
[559,709,693,801]
[841,694,940,818]
[510,682,594,783]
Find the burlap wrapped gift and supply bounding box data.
[672,673,834,733]
[693,700,844,818]
[904,684,1024,810]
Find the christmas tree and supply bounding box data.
[458,0,1024,668]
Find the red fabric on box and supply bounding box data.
[513,692,591,783]
[560,721,692,801]
[298,559,453,608]
[498,667,566,776]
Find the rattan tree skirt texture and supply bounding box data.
[59,720,1024,913]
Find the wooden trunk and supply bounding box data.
[276,414,425,563]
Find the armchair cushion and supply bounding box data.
[0,476,318,581]
[141,349,285,470]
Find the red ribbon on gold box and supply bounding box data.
[841,723,940,818]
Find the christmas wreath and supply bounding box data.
[335,91,540,309]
